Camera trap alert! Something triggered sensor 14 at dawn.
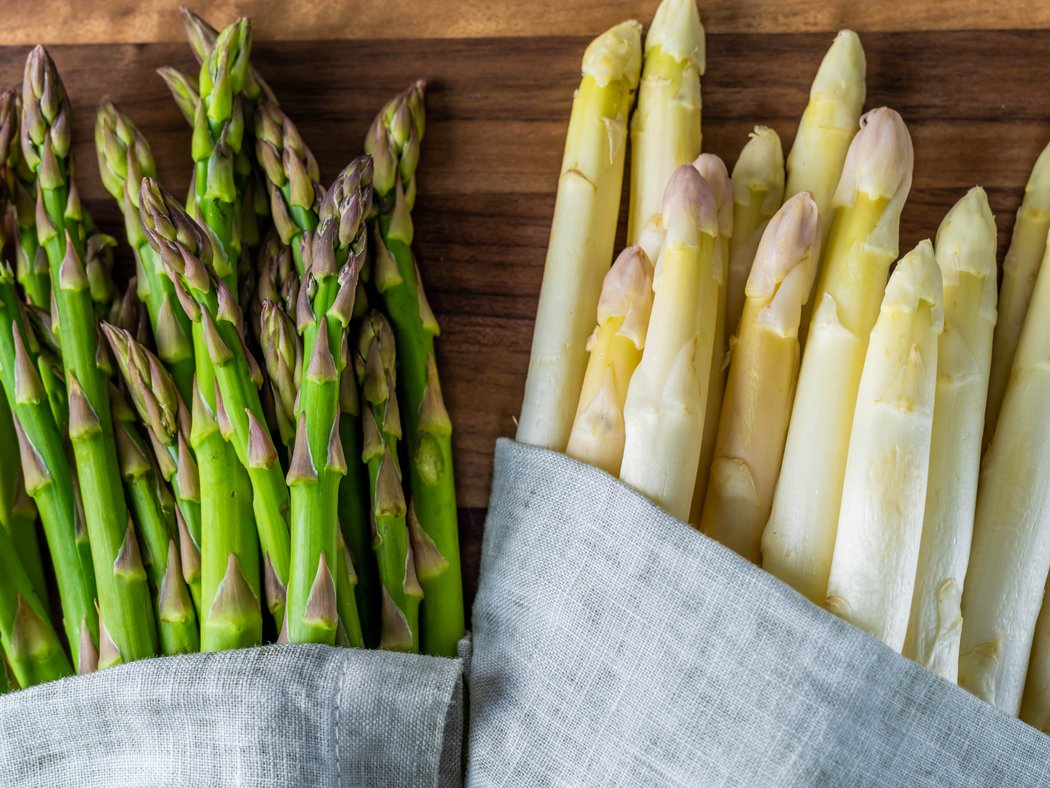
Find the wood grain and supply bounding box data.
[0,28,1047,610]
[6,0,1050,44]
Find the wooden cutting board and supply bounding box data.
[4,0,1050,610]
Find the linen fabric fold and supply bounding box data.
[468,438,1050,786]
[0,643,466,788]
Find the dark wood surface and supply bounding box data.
[1,22,1048,613]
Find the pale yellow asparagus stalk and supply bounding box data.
[825,240,942,650]
[689,153,732,523]
[566,246,654,475]
[517,21,642,451]
[984,140,1050,449]
[700,193,819,561]
[725,127,785,340]
[1021,577,1050,732]
[959,231,1050,716]
[762,108,913,603]
[626,0,704,245]
[620,165,718,520]
[903,188,997,681]
[784,29,866,248]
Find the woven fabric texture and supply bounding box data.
[0,643,466,787]
[467,438,1050,787]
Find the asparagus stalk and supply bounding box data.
[355,312,423,652]
[337,363,378,646]
[255,100,320,276]
[825,240,942,650]
[21,46,156,666]
[959,225,1050,716]
[285,159,369,645]
[141,178,288,630]
[101,322,204,614]
[0,526,72,688]
[1021,578,1050,731]
[700,193,819,561]
[762,108,913,603]
[110,383,199,655]
[1,88,50,310]
[620,165,718,520]
[334,528,365,648]
[984,140,1050,449]
[626,0,704,245]
[903,188,997,681]
[783,30,866,248]
[517,21,642,451]
[725,127,785,339]
[95,100,195,403]
[0,264,98,672]
[565,246,655,476]
[189,18,254,279]
[690,153,732,522]
[366,84,464,656]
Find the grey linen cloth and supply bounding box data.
[468,438,1050,787]
[0,642,466,787]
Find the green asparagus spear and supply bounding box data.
[140,178,289,629]
[110,383,199,655]
[284,159,370,645]
[334,528,364,648]
[338,363,379,647]
[255,100,320,275]
[1,89,49,309]
[366,83,463,655]
[96,100,196,403]
[0,262,98,672]
[21,45,156,666]
[0,526,72,688]
[259,297,300,451]
[356,311,423,652]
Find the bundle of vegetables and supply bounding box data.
[518,0,1050,731]
[0,7,464,691]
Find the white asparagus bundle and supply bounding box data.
[700,192,820,561]
[825,240,943,650]
[763,108,913,603]
[620,165,719,520]
[690,153,733,521]
[984,139,1050,449]
[517,20,642,451]
[725,127,786,340]
[783,29,866,248]
[626,0,704,245]
[566,246,655,475]
[959,234,1050,716]
[1021,576,1050,732]
[903,188,997,681]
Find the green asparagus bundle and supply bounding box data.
[366,82,464,657]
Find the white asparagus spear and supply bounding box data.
[762,108,913,603]
[725,127,786,340]
[689,153,733,522]
[903,188,997,681]
[1021,576,1050,732]
[517,21,642,451]
[825,240,943,650]
[566,246,655,475]
[984,140,1050,449]
[620,165,718,520]
[784,30,866,248]
[700,193,820,561]
[959,232,1050,716]
[626,0,704,245]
